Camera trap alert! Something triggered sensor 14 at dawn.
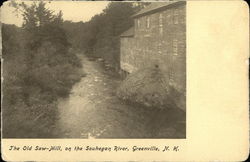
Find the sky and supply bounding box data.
[0,1,110,26]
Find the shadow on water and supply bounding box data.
[104,99,186,139]
[55,55,185,138]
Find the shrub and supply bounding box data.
[2,1,83,138]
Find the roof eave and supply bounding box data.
[132,1,186,19]
[120,35,134,38]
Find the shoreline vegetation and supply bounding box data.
[2,1,83,138]
[2,1,150,138]
[2,1,185,138]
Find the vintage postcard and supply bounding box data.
[0,0,249,161]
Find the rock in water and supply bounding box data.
[117,67,182,110]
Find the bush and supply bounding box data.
[2,1,83,138]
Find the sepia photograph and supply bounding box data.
[1,0,249,161]
[1,0,186,139]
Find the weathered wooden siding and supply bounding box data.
[120,3,186,111]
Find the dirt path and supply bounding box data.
[57,54,185,138]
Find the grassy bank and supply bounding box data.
[2,2,83,138]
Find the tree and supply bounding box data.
[88,2,142,70]
[62,1,151,71]
[3,1,82,138]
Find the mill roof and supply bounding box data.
[120,27,134,37]
[132,1,185,18]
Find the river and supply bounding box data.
[57,54,185,138]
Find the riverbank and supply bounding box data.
[56,54,185,138]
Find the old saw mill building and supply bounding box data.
[120,1,186,110]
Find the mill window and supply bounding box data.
[173,9,178,24]
[173,39,178,56]
[167,14,172,25]
[146,16,150,28]
[181,14,186,24]
[159,13,163,35]
[137,19,141,28]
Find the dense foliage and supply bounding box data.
[2,2,82,138]
[2,1,150,138]
[63,2,149,71]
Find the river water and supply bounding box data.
[57,55,185,138]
